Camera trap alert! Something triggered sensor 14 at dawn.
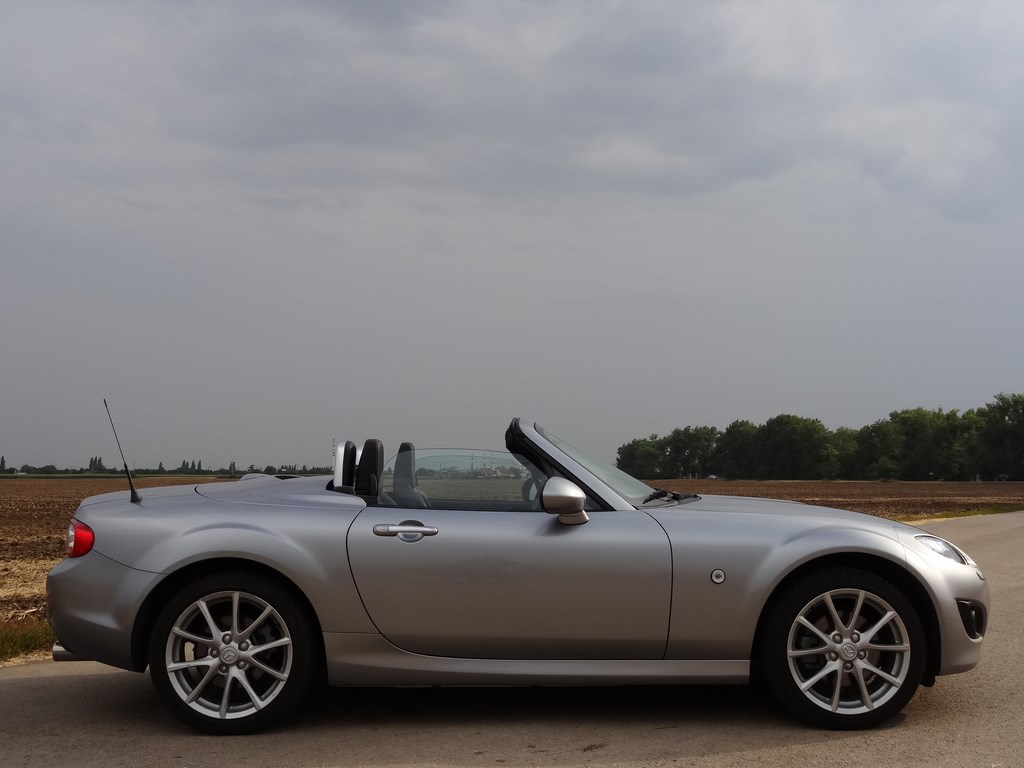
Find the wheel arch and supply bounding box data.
[130,557,326,675]
[750,553,941,682]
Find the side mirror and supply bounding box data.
[541,477,589,525]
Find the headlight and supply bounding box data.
[915,534,971,565]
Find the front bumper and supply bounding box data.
[925,560,990,676]
[935,566,990,675]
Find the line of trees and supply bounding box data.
[2,457,332,477]
[616,393,1024,481]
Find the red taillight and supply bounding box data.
[66,519,95,558]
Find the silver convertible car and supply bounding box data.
[47,418,989,734]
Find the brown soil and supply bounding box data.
[3,476,1023,624]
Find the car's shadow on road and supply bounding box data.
[2,663,923,767]
[301,680,789,729]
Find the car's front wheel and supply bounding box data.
[762,567,925,729]
[148,571,314,734]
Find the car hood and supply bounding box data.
[678,493,908,534]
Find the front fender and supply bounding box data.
[661,513,908,660]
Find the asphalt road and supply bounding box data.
[2,512,1021,768]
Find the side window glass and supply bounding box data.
[382,449,544,509]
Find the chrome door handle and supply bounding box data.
[373,523,438,541]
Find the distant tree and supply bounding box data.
[887,407,975,480]
[609,391,1024,481]
[263,465,277,475]
[659,426,720,478]
[0,455,5,472]
[977,393,1024,480]
[229,461,237,476]
[714,420,759,478]
[660,430,688,478]
[157,461,165,472]
[686,426,720,477]
[754,415,832,479]
[828,427,858,480]
[846,420,901,480]
[197,460,202,472]
[616,435,663,478]
[958,409,984,479]
[935,409,980,480]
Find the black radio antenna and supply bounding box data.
[104,398,142,504]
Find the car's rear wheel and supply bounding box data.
[148,571,314,734]
[762,567,925,729]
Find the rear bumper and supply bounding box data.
[46,551,163,671]
[51,641,82,662]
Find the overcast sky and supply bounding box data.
[2,1,1022,471]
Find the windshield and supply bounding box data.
[537,426,655,503]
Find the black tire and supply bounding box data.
[148,571,314,735]
[761,567,925,730]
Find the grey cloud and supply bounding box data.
[3,0,1024,468]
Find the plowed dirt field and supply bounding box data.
[3,476,1023,624]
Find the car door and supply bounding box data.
[347,503,672,660]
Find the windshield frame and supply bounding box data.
[534,424,655,505]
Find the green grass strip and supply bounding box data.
[0,619,54,663]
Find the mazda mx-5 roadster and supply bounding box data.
[47,417,989,734]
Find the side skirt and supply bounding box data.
[322,633,749,687]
